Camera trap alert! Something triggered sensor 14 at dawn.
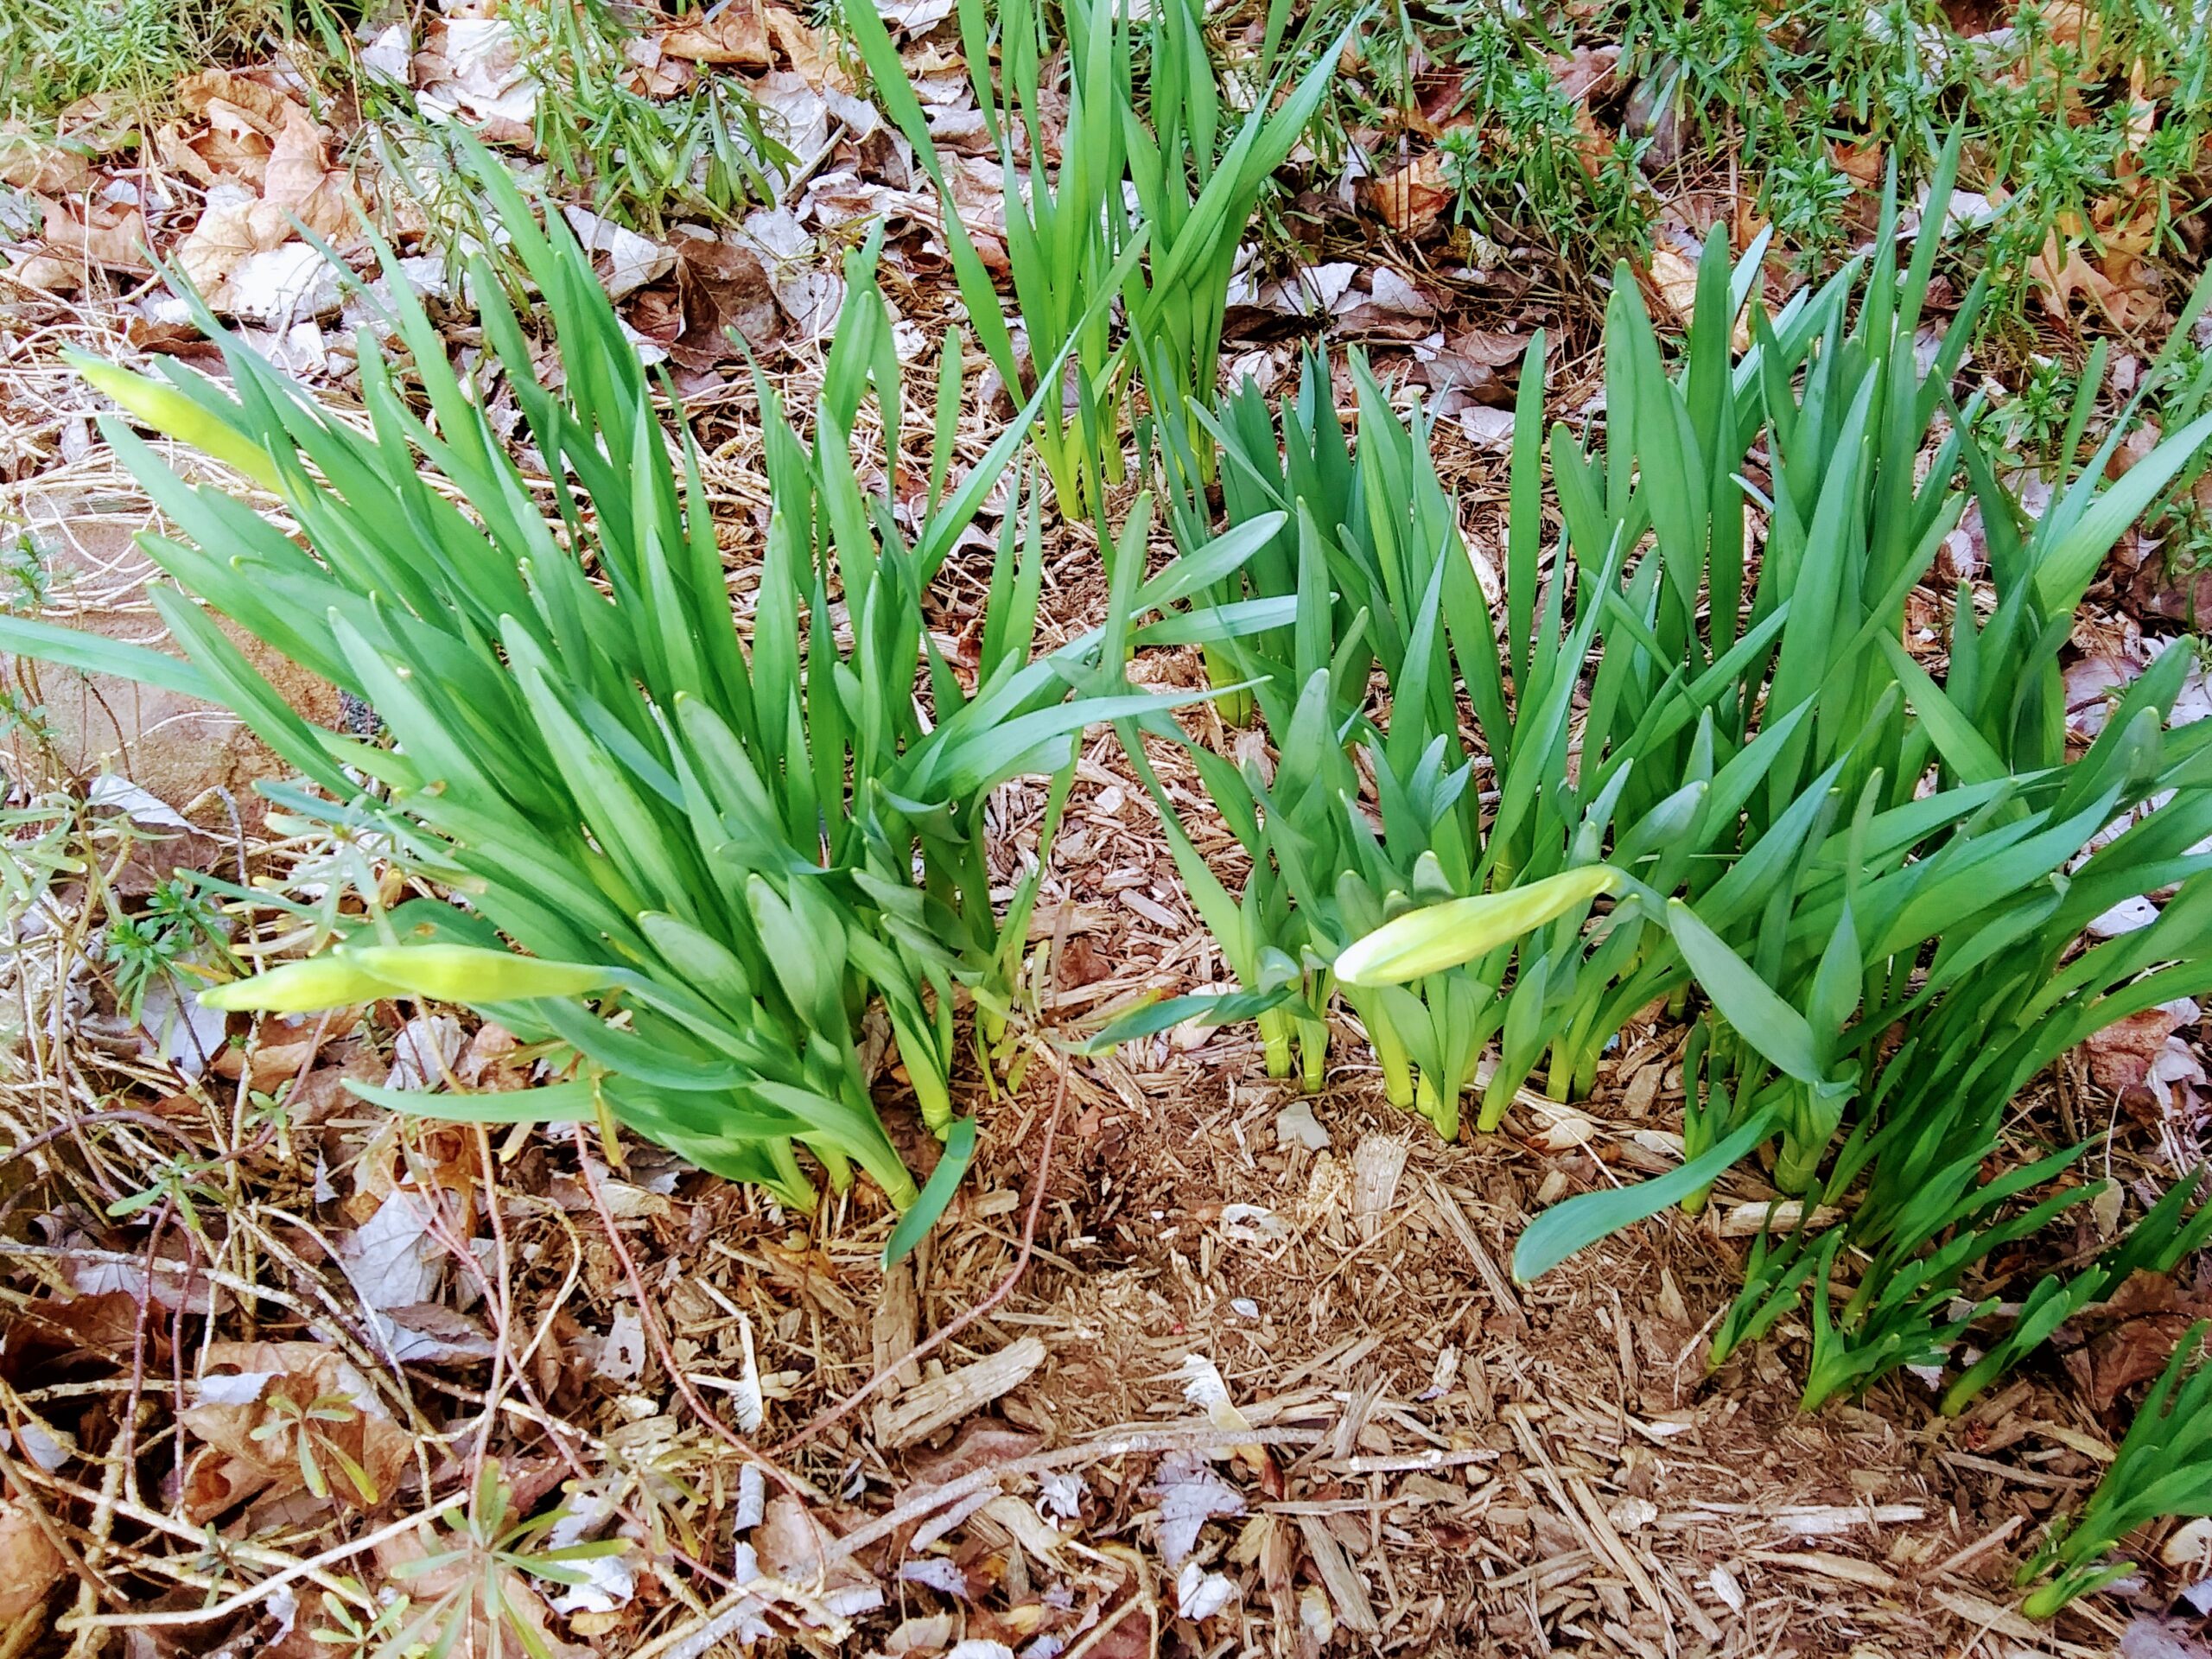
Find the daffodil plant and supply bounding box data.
[3,142,1258,1241]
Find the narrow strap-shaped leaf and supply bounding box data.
[1514,1106,1784,1281]
[884,1117,977,1268]
[0,609,219,702]
[1668,899,1827,1085]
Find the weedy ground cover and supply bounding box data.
[0,0,287,118]
[0,141,1255,1238]
[1427,0,2210,330]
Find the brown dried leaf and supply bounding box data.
[2063,652,2142,739]
[3,251,79,294]
[766,5,844,86]
[0,1502,62,1622]
[36,197,150,272]
[1366,151,1451,239]
[2087,1275,2212,1409]
[195,101,283,184]
[2082,1003,2203,1113]
[753,1493,868,1599]
[668,235,782,369]
[174,198,270,297]
[256,106,362,245]
[176,71,295,136]
[180,1341,412,1521]
[903,1417,1043,1487]
[2085,1007,2179,1094]
[1648,245,1700,321]
[456,1019,526,1087]
[2041,0,2106,62]
[2029,232,2164,332]
[1548,44,1620,104]
[1832,141,1885,189]
[663,1,773,66]
[2107,417,2161,480]
[0,130,91,194]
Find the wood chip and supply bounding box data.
[876,1338,1047,1448]
[1295,1513,1380,1634]
[873,1262,922,1390]
[1747,1550,1900,1592]
[1350,1135,1411,1239]
[1929,1588,2107,1656]
[1709,1198,1845,1237]
[1422,1176,1526,1334]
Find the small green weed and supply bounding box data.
[512,0,785,232]
[98,874,232,1025]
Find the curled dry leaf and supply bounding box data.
[667,236,783,368]
[177,69,295,136]
[1366,150,1451,239]
[2088,1273,2212,1410]
[2108,417,2163,480]
[661,1,773,67]
[2029,229,2165,333]
[162,70,294,191]
[0,1502,62,1622]
[256,105,364,247]
[2084,1001,2206,1114]
[1148,1450,1247,1569]
[1548,43,1621,104]
[175,195,270,297]
[414,16,540,142]
[1648,245,1701,322]
[753,1495,883,1617]
[35,197,150,272]
[2064,652,2143,739]
[565,206,676,301]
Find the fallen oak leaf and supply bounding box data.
[2083,1001,2205,1112]
[766,5,846,86]
[1548,43,1620,104]
[170,194,270,298]
[2029,231,2164,331]
[154,116,271,189]
[2085,1272,2212,1410]
[256,105,365,246]
[0,1502,63,1623]
[3,251,81,295]
[180,1341,411,1520]
[1647,244,1700,321]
